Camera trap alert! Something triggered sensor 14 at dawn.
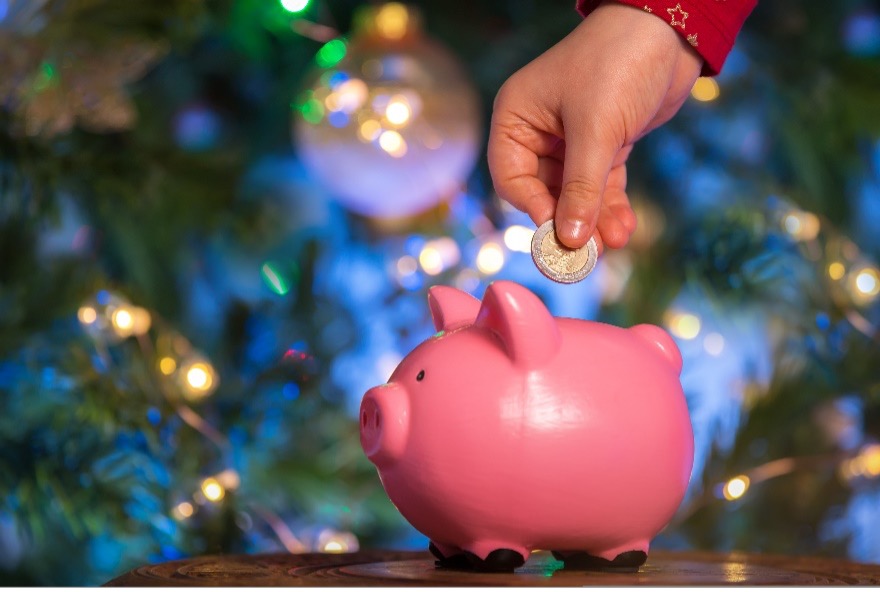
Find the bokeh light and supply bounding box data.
[665,311,702,340]
[179,358,218,400]
[78,306,97,325]
[828,261,846,280]
[691,77,720,102]
[703,332,725,356]
[723,475,750,501]
[172,502,194,520]
[201,477,225,502]
[316,39,347,69]
[418,237,460,275]
[782,210,821,241]
[476,242,505,275]
[280,0,310,14]
[378,130,407,157]
[375,3,409,40]
[503,225,533,253]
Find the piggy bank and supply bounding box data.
[360,280,693,572]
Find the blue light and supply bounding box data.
[843,11,880,56]
[816,312,831,331]
[174,105,221,151]
[96,290,110,305]
[327,110,349,128]
[282,382,301,400]
[147,407,161,425]
[328,70,349,89]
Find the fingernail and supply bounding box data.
[558,218,587,248]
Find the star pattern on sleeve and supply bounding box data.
[666,3,689,29]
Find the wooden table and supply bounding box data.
[105,549,880,586]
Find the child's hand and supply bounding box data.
[488,1,703,251]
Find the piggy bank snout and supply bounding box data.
[360,383,409,467]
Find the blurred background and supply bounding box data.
[1,0,880,585]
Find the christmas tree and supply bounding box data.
[1,0,879,585]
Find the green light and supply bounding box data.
[300,98,324,124]
[280,0,310,13]
[261,263,290,295]
[33,62,57,92]
[316,39,346,69]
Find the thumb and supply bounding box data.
[555,124,621,249]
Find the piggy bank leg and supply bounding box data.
[552,541,649,573]
[462,541,528,573]
[429,542,470,569]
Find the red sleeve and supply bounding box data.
[576,0,757,76]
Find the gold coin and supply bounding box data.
[530,220,598,284]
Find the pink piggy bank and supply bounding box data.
[360,280,693,572]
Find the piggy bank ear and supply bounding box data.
[428,285,481,332]
[630,324,683,375]
[474,280,561,367]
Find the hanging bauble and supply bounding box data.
[293,3,481,219]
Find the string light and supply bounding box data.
[703,332,725,356]
[316,529,360,554]
[201,477,225,502]
[665,311,702,340]
[828,261,846,280]
[179,357,219,400]
[378,130,407,157]
[781,210,821,241]
[173,501,195,520]
[77,306,98,325]
[476,242,505,275]
[384,95,412,127]
[503,225,533,253]
[418,238,460,275]
[280,0,310,13]
[722,475,750,501]
[374,3,409,40]
[158,356,177,375]
[690,77,720,102]
[358,119,381,142]
[848,264,880,305]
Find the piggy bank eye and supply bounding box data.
[416,370,425,381]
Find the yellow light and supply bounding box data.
[666,312,701,340]
[187,364,211,390]
[378,130,407,157]
[854,267,880,297]
[173,501,194,520]
[201,477,225,502]
[419,246,444,275]
[691,77,720,102]
[130,307,152,336]
[385,96,411,126]
[110,308,134,337]
[375,2,409,40]
[782,211,820,241]
[180,358,218,399]
[159,356,177,375]
[703,332,725,356]
[418,238,460,276]
[476,242,505,275]
[216,469,241,491]
[723,475,750,501]
[861,445,880,477]
[503,225,534,253]
[358,119,382,142]
[324,92,341,112]
[335,79,368,113]
[396,255,418,276]
[324,541,344,553]
[828,262,846,280]
[78,306,97,325]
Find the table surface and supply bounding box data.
[104,549,880,586]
